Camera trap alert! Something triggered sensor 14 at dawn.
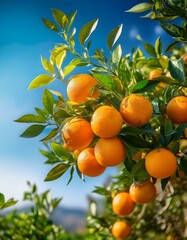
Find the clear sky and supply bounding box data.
[0,0,171,209]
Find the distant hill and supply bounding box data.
[1,204,87,233]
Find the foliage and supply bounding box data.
[14,2,187,239]
[0,193,17,210]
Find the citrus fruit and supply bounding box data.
[129,180,156,204]
[91,105,123,138]
[67,74,99,104]
[120,94,152,127]
[148,69,163,80]
[145,148,177,179]
[94,137,126,167]
[77,148,106,177]
[62,118,94,149]
[112,221,131,239]
[166,96,187,124]
[112,192,135,216]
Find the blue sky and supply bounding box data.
[0,0,171,209]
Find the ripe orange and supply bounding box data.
[145,148,177,179]
[166,96,187,124]
[148,69,163,80]
[112,221,131,239]
[112,192,135,216]
[120,94,152,127]
[77,148,106,177]
[62,118,94,149]
[67,74,99,104]
[129,180,156,204]
[182,53,187,65]
[91,105,123,138]
[94,137,126,167]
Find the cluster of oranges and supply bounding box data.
[61,73,187,239]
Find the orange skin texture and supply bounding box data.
[148,69,163,80]
[120,94,153,127]
[94,137,126,167]
[62,118,94,149]
[67,74,99,104]
[91,106,123,138]
[182,53,187,65]
[145,148,177,179]
[129,180,156,204]
[166,96,187,124]
[77,148,106,177]
[112,192,135,216]
[112,221,131,239]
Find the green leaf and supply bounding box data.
[168,59,185,83]
[111,44,122,65]
[155,37,162,56]
[41,57,55,74]
[64,58,89,77]
[122,135,151,148]
[52,9,68,29]
[42,18,59,32]
[131,159,150,181]
[42,89,54,114]
[20,124,46,138]
[15,114,46,123]
[160,22,183,38]
[51,142,73,161]
[107,24,123,50]
[67,10,77,30]
[40,128,58,142]
[56,51,66,70]
[144,43,156,57]
[126,2,152,13]
[0,193,5,208]
[164,41,180,53]
[161,177,170,190]
[92,73,114,90]
[79,18,98,45]
[67,166,75,185]
[133,80,159,93]
[3,199,18,209]
[53,109,71,119]
[122,125,155,135]
[172,122,187,141]
[28,74,54,90]
[45,163,70,181]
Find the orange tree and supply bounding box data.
[15,0,187,239]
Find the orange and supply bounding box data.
[145,148,177,179]
[63,143,74,152]
[112,192,135,216]
[148,69,163,80]
[67,74,99,104]
[94,137,126,167]
[166,96,187,124]
[62,118,94,149]
[182,53,187,65]
[91,105,123,138]
[120,94,152,127]
[129,180,156,204]
[112,221,131,239]
[77,148,106,177]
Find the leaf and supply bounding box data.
[52,9,68,29]
[0,193,5,208]
[41,57,55,74]
[67,10,77,30]
[20,124,46,138]
[161,177,170,190]
[79,19,98,45]
[124,156,136,173]
[15,114,46,123]
[126,2,152,13]
[45,163,70,181]
[51,142,73,161]
[155,37,162,56]
[42,18,59,32]
[168,59,185,83]
[40,128,58,142]
[172,122,187,141]
[131,159,150,181]
[122,135,151,148]
[3,199,18,209]
[67,166,75,185]
[122,125,155,135]
[160,22,183,38]
[63,58,88,77]
[92,73,114,90]
[28,74,54,90]
[111,44,122,65]
[133,80,159,93]
[42,89,54,114]
[164,41,180,53]
[53,109,71,119]
[107,24,123,50]
[56,51,66,70]
[144,43,156,57]
[179,156,187,176]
